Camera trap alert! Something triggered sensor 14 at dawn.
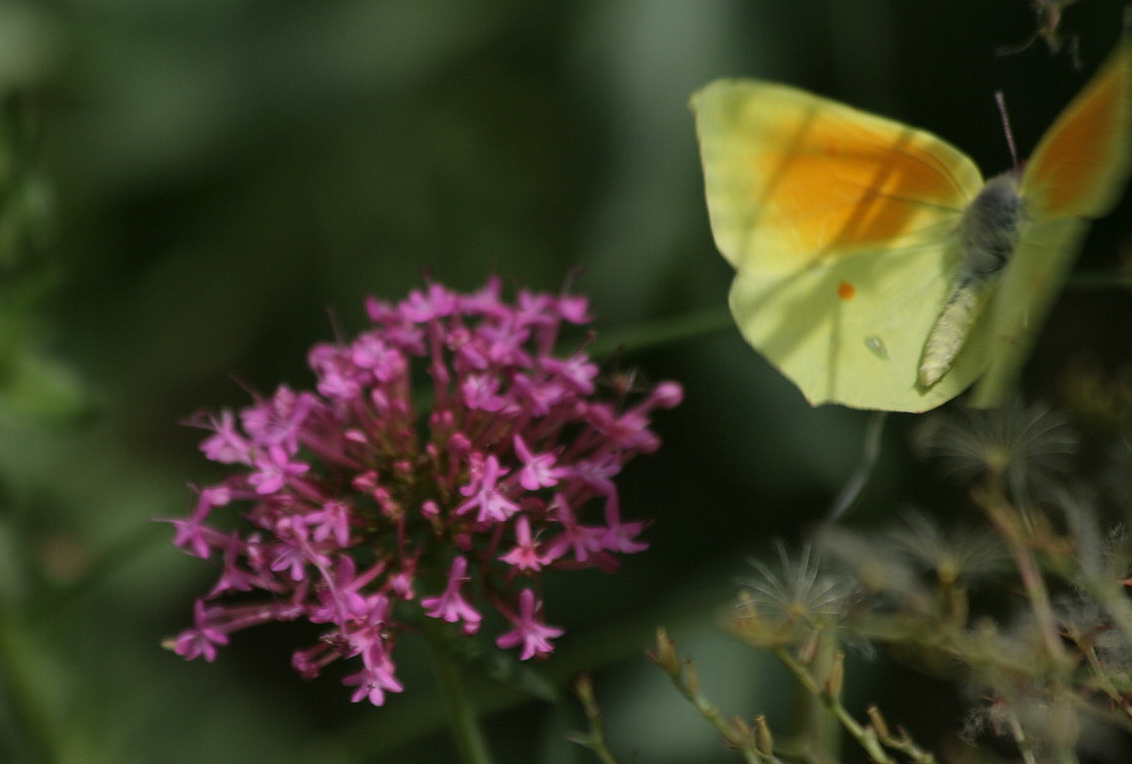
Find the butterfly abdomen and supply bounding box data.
[918,173,1025,387]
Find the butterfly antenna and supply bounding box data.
[994,90,1021,169]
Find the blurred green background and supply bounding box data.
[1,1,1130,762]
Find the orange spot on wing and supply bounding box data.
[837,280,856,300]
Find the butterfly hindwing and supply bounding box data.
[972,218,1090,407]
[729,237,993,411]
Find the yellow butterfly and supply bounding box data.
[692,28,1132,412]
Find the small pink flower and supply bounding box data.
[248,445,309,495]
[307,499,351,546]
[420,556,482,635]
[541,353,598,395]
[344,651,404,706]
[500,516,551,572]
[461,373,507,411]
[455,455,519,523]
[514,435,565,490]
[601,495,650,554]
[197,410,251,464]
[544,495,604,563]
[170,601,229,661]
[496,589,564,660]
[240,386,316,453]
[401,282,459,322]
[170,515,217,560]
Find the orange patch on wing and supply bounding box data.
[1024,39,1132,219]
[1035,69,1124,213]
[750,118,968,255]
[837,280,856,300]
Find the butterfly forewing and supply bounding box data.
[692,80,985,274]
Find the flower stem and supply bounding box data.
[570,674,623,764]
[589,307,733,358]
[979,482,1067,665]
[426,624,495,764]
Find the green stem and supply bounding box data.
[589,307,733,358]
[570,675,622,764]
[788,634,841,756]
[981,485,1066,665]
[426,624,495,764]
[773,646,936,764]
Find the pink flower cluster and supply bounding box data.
[166,278,682,705]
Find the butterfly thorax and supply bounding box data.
[917,173,1025,388]
[958,172,1025,282]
